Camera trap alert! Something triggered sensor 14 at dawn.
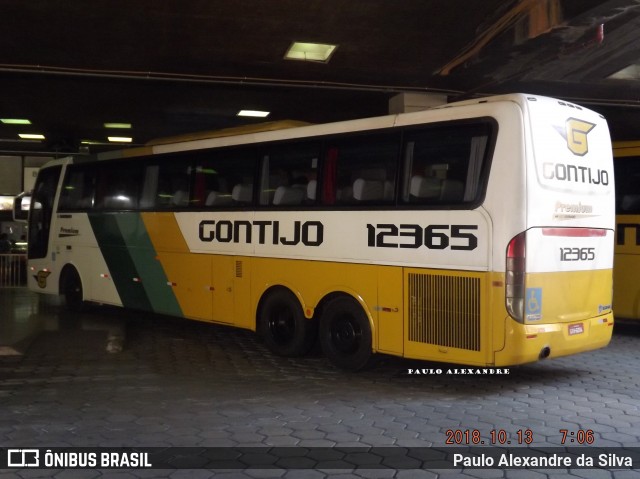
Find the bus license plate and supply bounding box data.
[568,323,584,336]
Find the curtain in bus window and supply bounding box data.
[463,135,488,202]
[401,142,416,203]
[259,155,271,205]
[140,165,159,209]
[322,148,338,205]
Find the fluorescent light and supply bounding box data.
[18,133,45,140]
[108,136,132,143]
[284,42,337,62]
[237,110,270,118]
[104,122,132,129]
[1,118,31,125]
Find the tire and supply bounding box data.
[258,289,317,357]
[319,295,374,371]
[63,268,85,312]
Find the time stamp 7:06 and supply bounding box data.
[445,429,595,445]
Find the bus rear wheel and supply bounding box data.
[259,289,317,357]
[319,295,373,371]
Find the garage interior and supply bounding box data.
[1,1,640,477]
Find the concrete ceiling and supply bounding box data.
[1,0,640,156]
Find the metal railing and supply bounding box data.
[0,254,27,288]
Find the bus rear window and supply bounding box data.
[400,122,493,206]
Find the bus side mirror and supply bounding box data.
[12,192,32,222]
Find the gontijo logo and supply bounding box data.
[564,118,596,156]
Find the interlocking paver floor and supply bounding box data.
[1,290,640,478]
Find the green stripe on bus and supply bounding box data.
[113,213,183,316]
[88,213,151,311]
[88,212,182,316]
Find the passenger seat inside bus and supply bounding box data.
[205,191,233,206]
[273,185,305,205]
[409,175,440,201]
[232,184,253,204]
[171,190,189,207]
[348,178,394,203]
[306,180,317,201]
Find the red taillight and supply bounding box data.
[506,232,526,323]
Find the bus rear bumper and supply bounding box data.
[494,313,614,366]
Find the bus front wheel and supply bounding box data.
[319,295,373,371]
[63,268,85,312]
[259,289,317,357]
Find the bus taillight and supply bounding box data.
[506,232,526,323]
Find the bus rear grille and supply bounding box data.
[408,273,480,351]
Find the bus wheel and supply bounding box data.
[319,295,373,371]
[259,289,317,357]
[63,268,85,312]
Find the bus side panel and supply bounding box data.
[53,212,121,306]
[614,215,640,319]
[403,268,491,365]
[377,266,404,355]
[143,212,237,323]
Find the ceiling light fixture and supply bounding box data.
[18,133,45,140]
[108,136,133,143]
[104,122,132,129]
[284,42,337,63]
[237,110,270,118]
[1,118,32,125]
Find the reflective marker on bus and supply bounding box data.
[23,94,615,370]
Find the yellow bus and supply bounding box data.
[613,141,640,320]
[24,93,615,370]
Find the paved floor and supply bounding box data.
[1,289,640,478]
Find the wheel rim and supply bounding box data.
[330,313,362,354]
[267,304,296,345]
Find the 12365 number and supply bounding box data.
[366,224,478,250]
[559,247,595,261]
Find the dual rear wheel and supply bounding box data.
[258,289,373,371]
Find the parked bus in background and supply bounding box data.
[24,94,615,370]
[613,141,640,321]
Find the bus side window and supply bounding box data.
[193,150,257,208]
[259,142,320,206]
[401,122,492,206]
[95,163,143,210]
[58,166,96,211]
[154,159,192,209]
[322,133,398,206]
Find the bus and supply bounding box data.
[25,93,615,370]
[613,141,640,320]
